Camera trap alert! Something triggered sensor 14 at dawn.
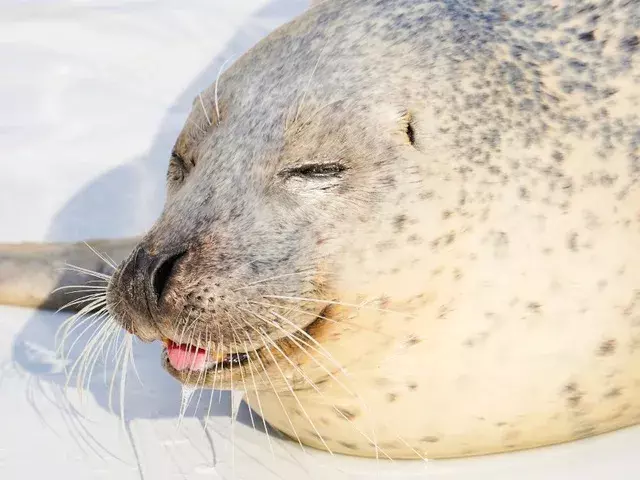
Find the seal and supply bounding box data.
[2,0,640,460]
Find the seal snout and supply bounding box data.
[108,243,189,341]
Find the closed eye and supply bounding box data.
[282,162,346,178]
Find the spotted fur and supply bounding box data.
[2,0,640,460]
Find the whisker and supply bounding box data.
[191,326,211,417]
[249,326,334,455]
[58,307,109,366]
[127,332,143,386]
[249,300,396,339]
[229,326,257,432]
[61,263,112,281]
[267,310,387,463]
[56,294,106,314]
[118,333,132,431]
[292,38,330,127]
[52,284,108,294]
[55,299,107,353]
[73,319,116,394]
[187,118,206,135]
[204,332,223,430]
[238,331,277,462]
[82,241,118,270]
[198,93,212,127]
[263,294,414,318]
[213,56,236,123]
[239,306,392,460]
[108,336,127,415]
[232,269,316,292]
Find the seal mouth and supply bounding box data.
[162,339,250,372]
[161,307,329,376]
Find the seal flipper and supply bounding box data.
[0,237,139,312]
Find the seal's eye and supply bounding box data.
[167,152,192,184]
[283,162,346,178]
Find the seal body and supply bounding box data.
[234,0,640,458]
[3,0,640,460]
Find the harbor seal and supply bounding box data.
[2,0,640,460]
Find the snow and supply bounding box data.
[0,0,639,478]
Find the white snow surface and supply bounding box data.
[1,1,640,478]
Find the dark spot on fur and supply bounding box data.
[519,186,530,200]
[315,377,330,387]
[579,31,595,42]
[552,151,564,163]
[406,119,416,146]
[567,232,578,251]
[567,393,583,408]
[573,426,596,438]
[419,190,434,200]
[381,175,396,188]
[335,407,357,421]
[621,35,639,52]
[598,339,617,356]
[393,214,408,233]
[387,393,398,403]
[338,441,358,450]
[407,382,418,391]
[407,233,423,244]
[604,387,622,398]
[495,422,507,427]
[565,382,578,393]
[306,430,325,441]
[420,436,439,443]
[406,334,421,346]
[527,302,541,313]
[568,59,587,73]
[379,441,401,449]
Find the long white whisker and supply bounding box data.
[198,93,212,127]
[82,241,118,270]
[108,337,127,414]
[238,329,276,461]
[232,269,316,291]
[251,327,334,455]
[229,327,257,432]
[214,56,236,123]
[263,294,414,318]
[239,306,391,460]
[61,263,111,281]
[292,39,330,126]
[250,300,395,339]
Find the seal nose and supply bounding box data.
[136,247,186,305]
[109,245,187,341]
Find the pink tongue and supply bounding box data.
[166,341,208,371]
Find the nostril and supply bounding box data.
[150,250,186,302]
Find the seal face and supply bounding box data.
[106,0,640,459]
